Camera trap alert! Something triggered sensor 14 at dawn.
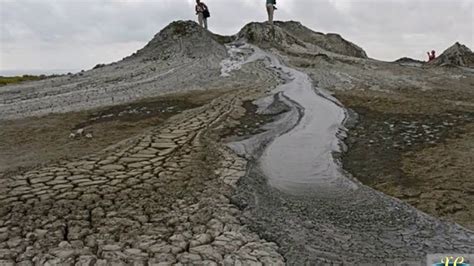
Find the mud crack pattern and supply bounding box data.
[0,93,284,265]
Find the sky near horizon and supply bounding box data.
[0,0,473,75]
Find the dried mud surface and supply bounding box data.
[337,89,474,230]
[0,90,285,265]
[0,90,226,175]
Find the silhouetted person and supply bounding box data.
[195,0,209,29]
[427,50,436,62]
[266,0,276,24]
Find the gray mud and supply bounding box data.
[227,43,474,264]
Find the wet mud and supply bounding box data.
[226,43,474,264]
[219,101,284,139]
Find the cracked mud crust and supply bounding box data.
[0,90,226,175]
[337,89,474,230]
[0,91,285,265]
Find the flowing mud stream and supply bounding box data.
[222,42,474,264]
[223,43,354,193]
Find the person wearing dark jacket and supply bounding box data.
[195,0,209,29]
[427,50,436,62]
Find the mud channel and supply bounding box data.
[223,42,474,264]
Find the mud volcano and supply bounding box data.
[1,20,473,265]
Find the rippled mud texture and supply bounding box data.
[337,89,474,230]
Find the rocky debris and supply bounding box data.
[0,92,284,265]
[430,42,474,68]
[69,128,93,140]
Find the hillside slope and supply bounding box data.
[429,42,474,67]
[0,21,228,120]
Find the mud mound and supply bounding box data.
[237,22,306,50]
[394,57,424,67]
[275,21,368,58]
[237,21,367,59]
[395,57,424,64]
[430,42,474,68]
[133,20,227,61]
[0,20,230,120]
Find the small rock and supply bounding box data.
[189,245,223,261]
[75,255,96,266]
[0,260,15,266]
[124,248,147,257]
[7,237,22,248]
[101,244,122,251]
[177,252,202,263]
[58,241,72,249]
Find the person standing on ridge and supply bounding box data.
[427,50,436,62]
[195,0,210,30]
[266,0,277,25]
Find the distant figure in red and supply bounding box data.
[427,50,436,62]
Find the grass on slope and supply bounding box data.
[0,75,58,86]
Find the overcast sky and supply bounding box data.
[0,0,473,75]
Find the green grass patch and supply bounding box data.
[0,74,61,87]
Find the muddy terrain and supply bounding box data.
[0,90,225,175]
[0,20,473,265]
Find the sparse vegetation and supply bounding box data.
[0,74,61,86]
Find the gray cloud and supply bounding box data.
[0,0,473,73]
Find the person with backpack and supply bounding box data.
[266,0,277,25]
[195,0,210,29]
